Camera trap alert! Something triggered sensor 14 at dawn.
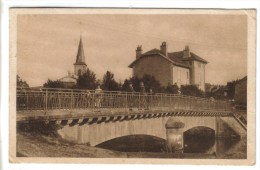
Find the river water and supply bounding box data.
[96,135,247,159]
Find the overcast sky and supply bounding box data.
[17,14,247,87]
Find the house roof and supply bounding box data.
[168,51,208,64]
[236,76,247,85]
[129,48,208,68]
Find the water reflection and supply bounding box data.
[95,134,244,158]
[96,135,166,152]
[183,127,215,153]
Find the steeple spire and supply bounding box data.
[74,36,86,65]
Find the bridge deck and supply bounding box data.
[17,107,232,122]
[16,88,234,122]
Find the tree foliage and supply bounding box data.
[17,75,29,88]
[101,71,120,91]
[141,74,162,93]
[180,85,204,97]
[122,74,162,93]
[43,79,65,88]
[121,79,133,92]
[76,68,97,90]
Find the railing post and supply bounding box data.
[125,93,128,111]
[139,93,140,109]
[45,90,48,111]
[161,94,163,108]
[26,92,29,110]
[70,90,73,109]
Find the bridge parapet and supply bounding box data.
[17,88,232,112]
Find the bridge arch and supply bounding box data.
[58,116,170,146]
[183,126,215,153]
[96,134,166,152]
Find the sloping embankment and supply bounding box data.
[17,132,128,158]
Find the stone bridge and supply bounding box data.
[16,88,247,152]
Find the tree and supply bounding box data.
[76,68,97,90]
[180,85,204,97]
[101,71,120,91]
[43,79,65,88]
[129,74,162,93]
[121,79,132,92]
[141,74,162,93]
[129,76,142,92]
[17,75,29,88]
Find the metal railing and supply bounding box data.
[16,88,232,112]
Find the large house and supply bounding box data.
[129,42,208,91]
[59,37,87,88]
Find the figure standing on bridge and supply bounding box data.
[139,82,146,109]
[148,88,153,109]
[140,82,145,94]
[129,83,135,108]
[95,85,102,108]
[129,83,135,92]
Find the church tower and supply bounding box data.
[74,37,87,76]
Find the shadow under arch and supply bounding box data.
[183,126,215,153]
[96,134,167,152]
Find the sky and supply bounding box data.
[17,13,247,87]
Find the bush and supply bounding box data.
[17,121,62,137]
[180,85,204,97]
[165,83,179,94]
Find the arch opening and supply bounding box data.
[183,126,215,153]
[96,135,167,152]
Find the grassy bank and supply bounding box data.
[17,131,217,158]
[17,131,128,158]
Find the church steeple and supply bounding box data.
[74,36,86,65]
[74,36,87,76]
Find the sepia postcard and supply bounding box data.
[9,8,256,165]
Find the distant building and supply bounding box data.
[59,37,87,88]
[129,42,208,91]
[58,72,77,88]
[234,76,247,105]
[205,83,228,99]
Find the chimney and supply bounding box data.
[160,42,167,56]
[136,45,142,59]
[183,45,190,58]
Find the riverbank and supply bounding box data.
[17,131,246,159]
[17,131,127,158]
